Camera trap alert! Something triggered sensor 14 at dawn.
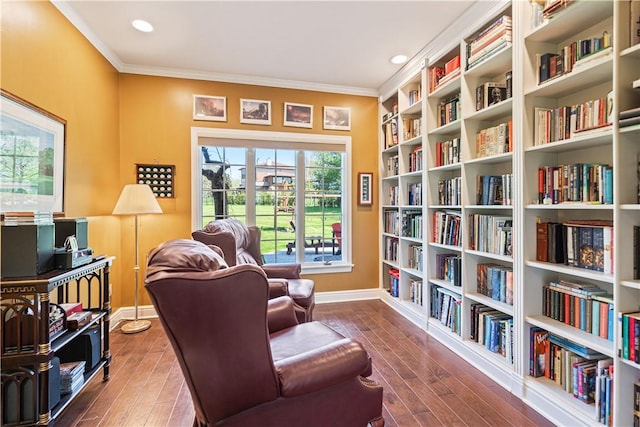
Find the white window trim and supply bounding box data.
[191,126,353,274]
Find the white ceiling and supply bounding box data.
[53,1,481,96]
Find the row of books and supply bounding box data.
[476,174,512,206]
[407,87,421,108]
[388,268,399,297]
[409,278,423,306]
[476,263,513,306]
[536,163,613,205]
[430,286,462,336]
[387,185,398,205]
[402,116,422,141]
[475,121,512,158]
[537,33,612,86]
[384,236,398,262]
[429,54,461,93]
[408,146,423,173]
[401,210,423,239]
[437,93,460,128]
[535,220,614,274]
[468,214,512,256]
[407,244,423,271]
[434,253,461,286]
[385,155,398,177]
[620,311,640,364]
[432,210,461,247]
[529,328,613,425]
[383,117,398,149]
[534,95,613,145]
[434,137,460,167]
[466,15,512,71]
[475,78,510,112]
[470,304,513,362]
[407,182,422,206]
[437,177,461,207]
[383,209,399,234]
[542,282,615,341]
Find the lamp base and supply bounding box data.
[121,319,151,334]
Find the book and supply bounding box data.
[66,311,92,330]
[530,327,549,377]
[620,106,640,120]
[620,115,640,128]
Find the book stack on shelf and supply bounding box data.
[475,121,512,157]
[438,177,462,206]
[402,210,423,239]
[388,268,399,297]
[407,244,423,271]
[435,137,461,167]
[476,174,512,206]
[477,263,514,305]
[60,360,86,395]
[430,286,462,335]
[432,211,461,247]
[409,278,423,306]
[536,163,613,205]
[382,115,398,149]
[620,106,640,128]
[618,311,640,363]
[429,55,461,93]
[408,145,423,172]
[386,154,399,177]
[407,182,422,206]
[383,210,399,234]
[2,211,54,225]
[466,15,513,70]
[529,327,614,425]
[387,185,398,205]
[535,219,614,274]
[534,94,613,145]
[403,117,422,140]
[435,253,461,286]
[470,303,513,361]
[468,214,512,256]
[437,94,461,127]
[476,79,509,111]
[384,236,398,262]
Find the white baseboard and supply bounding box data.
[110,289,381,330]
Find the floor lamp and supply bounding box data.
[113,184,163,334]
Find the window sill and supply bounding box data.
[301,262,354,275]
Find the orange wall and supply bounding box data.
[2,1,380,310]
[1,1,124,306]
[118,76,380,295]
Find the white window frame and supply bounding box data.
[191,126,353,274]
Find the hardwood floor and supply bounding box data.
[57,299,554,426]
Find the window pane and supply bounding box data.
[201,146,246,226]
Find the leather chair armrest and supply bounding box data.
[267,296,299,332]
[262,263,301,279]
[274,338,370,397]
[267,279,289,299]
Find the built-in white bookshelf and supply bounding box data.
[378,1,640,425]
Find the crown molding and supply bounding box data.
[120,64,379,97]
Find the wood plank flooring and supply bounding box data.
[57,299,554,426]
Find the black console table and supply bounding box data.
[1,257,114,426]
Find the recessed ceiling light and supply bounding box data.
[390,54,408,65]
[132,19,154,33]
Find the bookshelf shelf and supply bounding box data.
[402,134,423,147]
[524,56,613,98]
[401,101,422,116]
[526,314,614,357]
[378,1,634,425]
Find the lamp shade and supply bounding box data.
[112,184,163,215]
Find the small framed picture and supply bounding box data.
[193,95,226,121]
[284,102,313,128]
[358,172,373,206]
[323,106,351,131]
[240,99,271,125]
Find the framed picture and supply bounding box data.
[323,106,351,131]
[358,172,373,206]
[284,102,313,128]
[240,99,271,125]
[0,90,66,214]
[193,95,227,121]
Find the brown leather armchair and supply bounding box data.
[145,239,384,427]
[192,218,315,323]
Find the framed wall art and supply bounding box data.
[193,95,227,121]
[136,163,175,198]
[323,106,351,131]
[284,102,313,128]
[240,99,271,125]
[358,172,373,206]
[0,90,66,214]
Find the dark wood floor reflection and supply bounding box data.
[57,299,554,426]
